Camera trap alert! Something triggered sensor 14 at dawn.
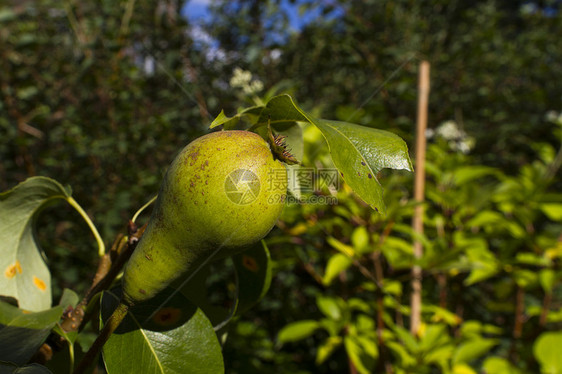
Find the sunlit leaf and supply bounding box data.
[344,335,376,374]
[534,332,562,374]
[539,269,555,294]
[540,203,562,221]
[453,166,498,185]
[452,363,477,374]
[278,320,320,343]
[323,254,353,286]
[326,236,355,258]
[351,226,371,255]
[482,357,522,374]
[315,336,343,365]
[453,338,498,365]
[312,118,412,213]
[316,296,343,321]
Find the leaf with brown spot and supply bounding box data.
[0,177,74,311]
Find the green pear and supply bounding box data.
[122,130,287,305]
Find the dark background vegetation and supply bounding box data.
[1,0,561,372]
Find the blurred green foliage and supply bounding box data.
[1,0,562,373]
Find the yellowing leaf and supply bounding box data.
[453,363,477,374]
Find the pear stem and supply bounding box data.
[72,301,129,374]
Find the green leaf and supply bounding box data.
[466,210,525,238]
[0,362,53,374]
[424,344,454,366]
[0,300,63,365]
[540,203,562,221]
[353,314,375,334]
[57,288,79,312]
[209,106,263,129]
[0,177,73,311]
[255,95,309,125]
[392,325,419,354]
[452,364,477,374]
[539,269,555,294]
[210,94,413,213]
[381,236,414,269]
[459,320,483,339]
[173,261,233,330]
[453,166,498,185]
[513,269,538,288]
[534,332,562,374]
[101,288,224,374]
[516,252,551,267]
[312,118,412,213]
[464,245,499,286]
[323,254,353,286]
[52,289,81,345]
[278,320,320,343]
[453,338,498,364]
[344,335,377,374]
[544,309,562,323]
[482,357,522,374]
[418,324,450,353]
[232,240,273,314]
[315,336,343,365]
[326,236,355,258]
[382,280,403,296]
[347,298,371,313]
[386,341,416,367]
[422,306,462,326]
[466,210,505,228]
[175,240,272,331]
[316,296,343,321]
[351,226,371,255]
[209,109,232,128]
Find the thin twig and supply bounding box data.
[37,221,144,366]
[72,302,130,374]
[539,292,552,327]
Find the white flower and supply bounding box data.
[436,121,463,140]
[250,80,263,93]
[230,67,263,95]
[230,67,252,88]
[545,110,562,125]
[434,120,475,153]
[457,137,475,154]
[425,128,435,139]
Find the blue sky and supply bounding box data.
[181,0,212,22]
[181,0,340,31]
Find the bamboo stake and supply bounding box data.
[410,61,430,335]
